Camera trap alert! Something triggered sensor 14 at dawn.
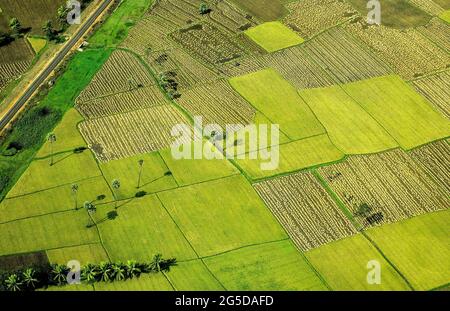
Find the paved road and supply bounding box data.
[0,0,113,130]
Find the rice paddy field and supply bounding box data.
[0,0,449,293]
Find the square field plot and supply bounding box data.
[204,240,328,291]
[342,75,450,150]
[99,152,177,199]
[157,175,287,257]
[366,210,450,290]
[92,195,197,262]
[245,22,304,53]
[0,176,112,223]
[305,234,411,291]
[0,209,98,256]
[7,151,101,198]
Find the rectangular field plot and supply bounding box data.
[159,143,239,187]
[318,149,449,228]
[303,28,391,84]
[441,9,450,23]
[244,22,304,53]
[204,240,328,291]
[0,209,98,256]
[346,23,450,80]
[79,105,191,162]
[92,195,197,262]
[367,210,450,290]
[177,80,255,128]
[93,273,173,291]
[77,50,155,103]
[343,75,450,150]
[1,176,112,223]
[412,70,450,119]
[229,68,325,140]
[6,151,101,198]
[299,85,398,154]
[305,234,411,291]
[99,152,178,199]
[408,0,445,16]
[235,134,344,180]
[36,109,86,157]
[283,0,356,38]
[0,251,49,272]
[46,243,109,266]
[254,172,357,252]
[157,175,287,257]
[166,260,224,291]
[409,140,450,192]
[76,86,168,119]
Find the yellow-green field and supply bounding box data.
[245,22,304,52]
[440,10,450,23]
[27,37,47,54]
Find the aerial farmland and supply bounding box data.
[0,0,449,296]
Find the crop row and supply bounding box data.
[76,86,168,119]
[254,172,357,251]
[78,105,190,162]
[412,70,450,118]
[318,149,449,228]
[77,50,155,103]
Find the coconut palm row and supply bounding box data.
[1,254,176,291]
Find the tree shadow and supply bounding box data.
[139,174,167,189]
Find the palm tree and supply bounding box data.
[57,5,69,24]
[137,159,144,188]
[42,20,55,40]
[150,254,163,272]
[71,183,79,210]
[111,262,126,281]
[5,274,22,291]
[81,264,98,283]
[47,133,57,166]
[51,264,68,285]
[22,268,39,289]
[111,179,121,209]
[125,260,141,279]
[98,262,112,282]
[84,201,97,227]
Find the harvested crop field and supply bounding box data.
[78,105,191,162]
[346,22,450,80]
[76,86,168,119]
[317,149,449,228]
[412,70,450,118]
[303,28,391,84]
[409,140,450,192]
[418,18,450,53]
[146,48,217,90]
[283,0,356,38]
[0,0,65,35]
[77,50,155,102]
[228,0,288,22]
[177,80,255,128]
[254,172,357,251]
[409,0,446,16]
